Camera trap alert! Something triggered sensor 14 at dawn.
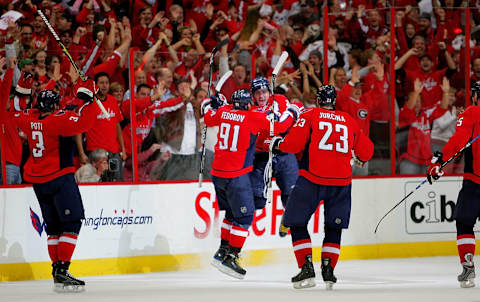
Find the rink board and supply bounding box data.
[0,176,477,281]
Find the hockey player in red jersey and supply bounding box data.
[427,81,480,288]
[12,83,99,292]
[202,89,296,279]
[249,77,302,237]
[270,85,374,290]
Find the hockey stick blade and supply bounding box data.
[272,51,289,76]
[215,70,232,93]
[374,132,480,234]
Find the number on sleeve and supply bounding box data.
[318,121,349,154]
[457,117,463,127]
[32,131,45,158]
[219,123,240,151]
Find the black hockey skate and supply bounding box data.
[53,261,85,293]
[458,253,475,288]
[218,252,246,279]
[291,255,316,289]
[321,258,337,290]
[211,245,228,269]
[278,215,289,238]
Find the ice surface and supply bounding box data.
[1,257,479,302]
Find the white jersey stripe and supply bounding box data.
[293,243,312,251]
[47,239,59,245]
[230,228,248,237]
[221,222,233,230]
[457,238,476,245]
[59,236,77,245]
[322,246,340,255]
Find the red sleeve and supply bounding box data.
[428,106,448,122]
[352,120,374,162]
[92,52,121,78]
[56,104,100,137]
[442,108,475,160]
[121,97,152,118]
[151,97,184,116]
[279,109,312,154]
[398,105,416,128]
[204,106,224,127]
[0,68,13,110]
[76,6,91,25]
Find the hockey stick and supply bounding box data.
[265,51,289,203]
[374,132,480,234]
[37,10,110,118]
[198,37,230,187]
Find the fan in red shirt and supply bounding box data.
[399,78,449,174]
[203,89,295,280]
[396,47,456,110]
[427,81,480,288]
[12,86,99,292]
[270,85,373,290]
[75,72,126,182]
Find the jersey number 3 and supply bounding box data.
[318,121,348,153]
[219,123,240,152]
[32,131,45,158]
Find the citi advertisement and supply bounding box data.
[404,179,480,234]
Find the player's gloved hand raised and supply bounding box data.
[210,93,227,109]
[427,151,444,184]
[200,98,211,116]
[287,102,304,120]
[75,78,98,104]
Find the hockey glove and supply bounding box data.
[211,93,227,109]
[350,150,366,167]
[286,102,304,120]
[269,136,284,152]
[427,151,444,184]
[200,97,212,116]
[75,78,97,104]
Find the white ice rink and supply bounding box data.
[2,256,479,302]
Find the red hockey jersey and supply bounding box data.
[12,104,99,183]
[204,104,290,178]
[442,105,480,184]
[278,107,374,186]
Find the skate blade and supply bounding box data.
[292,278,316,289]
[217,264,245,280]
[460,279,475,288]
[325,281,334,290]
[54,284,85,293]
[211,258,222,269]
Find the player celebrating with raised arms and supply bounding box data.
[250,76,302,237]
[202,89,298,279]
[427,81,480,288]
[270,85,373,290]
[11,81,99,292]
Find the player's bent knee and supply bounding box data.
[233,215,254,229]
[63,220,82,234]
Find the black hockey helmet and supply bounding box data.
[231,89,253,110]
[316,85,336,109]
[36,90,60,113]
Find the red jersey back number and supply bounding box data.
[318,121,349,154]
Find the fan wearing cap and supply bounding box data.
[11,87,99,292]
[398,77,449,175]
[395,42,456,110]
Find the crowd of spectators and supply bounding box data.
[0,0,479,185]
